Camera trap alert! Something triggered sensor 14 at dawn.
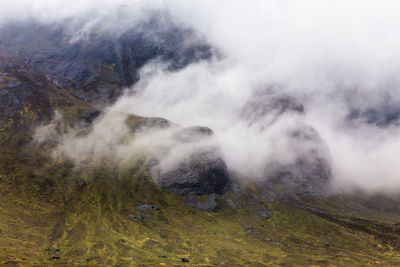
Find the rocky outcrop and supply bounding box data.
[0,15,212,103]
[242,90,304,128]
[262,122,331,196]
[125,115,172,132]
[135,122,231,196]
[0,56,82,126]
[153,150,230,196]
[243,90,331,196]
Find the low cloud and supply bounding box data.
[20,0,400,193]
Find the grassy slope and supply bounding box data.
[1,67,400,266]
[2,167,400,266]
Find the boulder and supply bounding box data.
[152,150,230,196]
[147,125,231,196]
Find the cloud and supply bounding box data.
[18,0,400,193]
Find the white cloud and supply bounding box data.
[17,0,400,193]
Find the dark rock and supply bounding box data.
[226,199,237,209]
[49,248,61,260]
[74,178,87,189]
[75,110,102,129]
[153,151,230,196]
[181,257,189,262]
[256,122,331,197]
[242,90,304,128]
[245,227,261,236]
[185,194,219,212]
[125,116,232,198]
[129,214,140,222]
[0,14,212,102]
[241,90,331,197]
[259,209,272,219]
[135,204,160,219]
[0,56,78,131]
[136,204,161,212]
[148,125,231,196]
[345,91,400,128]
[348,104,400,127]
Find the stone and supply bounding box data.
[129,214,140,222]
[136,204,161,212]
[150,150,230,196]
[185,194,219,212]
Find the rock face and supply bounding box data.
[0,56,81,127]
[262,122,331,196]
[0,15,212,102]
[75,110,102,129]
[185,194,220,211]
[138,123,231,196]
[71,113,231,197]
[243,90,331,196]
[346,93,400,127]
[0,57,50,119]
[155,150,230,196]
[242,90,304,128]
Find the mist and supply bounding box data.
[19,0,400,193]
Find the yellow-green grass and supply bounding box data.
[2,167,400,266]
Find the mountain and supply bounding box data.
[1,18,400,266]
[0,17,212,103]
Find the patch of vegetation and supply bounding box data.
[2,163,400,266]
[1,64,400,265]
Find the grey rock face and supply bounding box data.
[0,15,212,102]
[346,96,400,127]
[0,56,66,121]
[185,194,219,211]
[243,90,331,196]
[146,125,231,196]
[242,90,304,128]
[128,214,140,222]
[136,204,161,212]
[123,115,231,196]
[75,110,102,129]
[153,150,230,196]
[264,122,331,196]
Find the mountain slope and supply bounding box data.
[1,22,400,266]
